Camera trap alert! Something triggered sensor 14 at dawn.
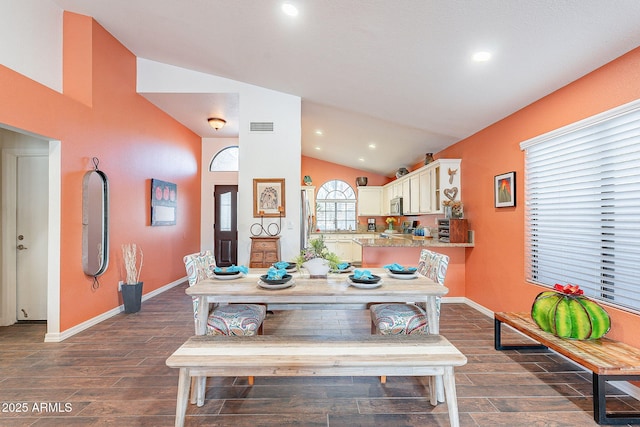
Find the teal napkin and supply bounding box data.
[214,265,248,274]
[384,263,417,272]
[337,262,350,270]
[353,269,374,280]
[273,261,290,269]
[266,267,287,279]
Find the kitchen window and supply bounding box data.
[520,99,640,313]
[315,180,356,231]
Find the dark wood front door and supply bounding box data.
[214,185,238,266]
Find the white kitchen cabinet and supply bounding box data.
[351,240,362,262]
[418,170,431,213]
[408,174,420,214]
[315,233,370,263]
[433,159,461,213]
[381,159,461,215]
[382,186,392,215]
[401,178,411,206]
[335,240,352,261]
[357,187,383,216]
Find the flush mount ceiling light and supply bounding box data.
[472,51,492,62]
[208,117,226,130]
[281,2,299,17]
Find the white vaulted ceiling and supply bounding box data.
[53,0,640,176]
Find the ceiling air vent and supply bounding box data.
[250,122,274,132]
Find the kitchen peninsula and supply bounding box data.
[354,234,474,298]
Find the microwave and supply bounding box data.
[390,197,403,215]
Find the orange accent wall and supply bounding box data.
[361,246,465,297]
[0,13,201,331]
[437,46,640,347]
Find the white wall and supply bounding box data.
[138,59,302,265]
[0,0,63,92]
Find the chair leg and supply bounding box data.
[248,376,254,385]
[380,375,386,384]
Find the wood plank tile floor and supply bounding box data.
[1,282,639,426]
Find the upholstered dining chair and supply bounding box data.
[369,248,450,383]
[183,251,266,394]
[183,251,266,336]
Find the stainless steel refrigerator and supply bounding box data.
[300,189,313,250]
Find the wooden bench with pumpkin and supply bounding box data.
[494,284,640,425]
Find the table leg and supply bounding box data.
[174,368,190,427]
[426,296,445,403]
[442,366,460,427]
[193,296,208,406]
[197,296,207,335]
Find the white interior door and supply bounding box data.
[16,155,48,321]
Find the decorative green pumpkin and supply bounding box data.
[531,284,611,340]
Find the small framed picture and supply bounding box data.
[151,178,177,225]
[253,178,285,217]
[494,172,516,208]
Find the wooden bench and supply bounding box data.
[494,312,640,425]
[166,334,467,427]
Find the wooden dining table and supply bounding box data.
[187,267,449,336]
[185,267,450,403]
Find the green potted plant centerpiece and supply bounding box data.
[295,235,340,278]
[120,243,143,313]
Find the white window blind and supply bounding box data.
[520,99,640,312]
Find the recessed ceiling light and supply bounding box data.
[358,158,365,162]
[368,143,376,149]
[314,146,321,150]
[315,130,323,135]
[472,51,492,62]
[282,3,299,17]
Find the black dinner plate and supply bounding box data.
[348,274,381,284]
[213,270,241,276]
[260,274,292,285]
[388,268,417,275]
[273,262,297,270]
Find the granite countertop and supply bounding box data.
[353,236,474,248]
[310,231,381,235]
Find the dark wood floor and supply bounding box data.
[1,282,639,426]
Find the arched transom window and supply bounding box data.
[209,146,239,172]
[315,180,356,231]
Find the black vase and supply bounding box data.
[121,282,143,313]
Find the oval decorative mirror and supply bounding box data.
[82,157,109,285]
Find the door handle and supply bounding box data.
[17,244,27,250]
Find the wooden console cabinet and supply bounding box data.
[249,236,281,267]
[437,219,468,243]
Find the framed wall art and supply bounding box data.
[494,171,516,208]
[151,178,177,225]
[253,178,285,217]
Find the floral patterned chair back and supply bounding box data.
[184,251,215,287]
[417,249,449,286]
[182,251,266,336]
[183,251,216,332]
[370,248,450,336]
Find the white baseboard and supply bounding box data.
[44,277,186,342]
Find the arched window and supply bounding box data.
[209,146,239,172]
[315,180,356,231]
